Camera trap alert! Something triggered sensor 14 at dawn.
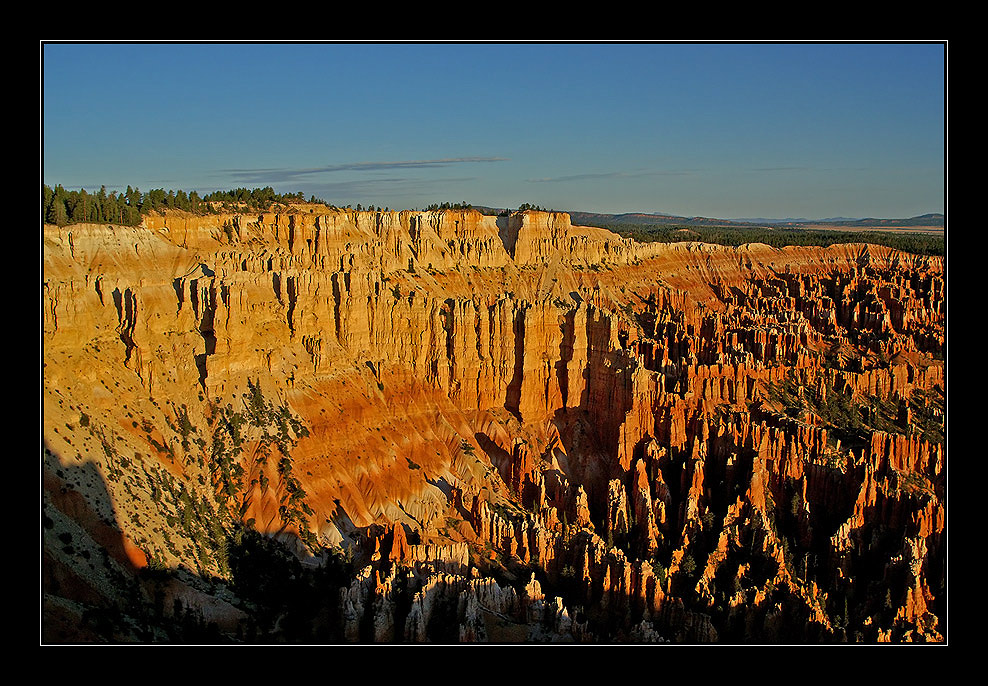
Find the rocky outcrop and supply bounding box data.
[43,208,944,643]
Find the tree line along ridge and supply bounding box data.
[42,184,942,257]
[42,185,329,227]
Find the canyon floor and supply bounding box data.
[42,207,945,643]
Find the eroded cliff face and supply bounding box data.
[42,208,945,643]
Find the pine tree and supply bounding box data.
[48,195,68,226]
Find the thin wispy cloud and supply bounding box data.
[526,169,695,183]
[221,157,509,185]
[748,166,872,173]
[750,166,812,173]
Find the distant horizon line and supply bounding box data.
[41,181,943,224]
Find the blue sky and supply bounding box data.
[42,42,946,219]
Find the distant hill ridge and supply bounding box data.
[567,210,944,229]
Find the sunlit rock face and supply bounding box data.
[43,208,944,643]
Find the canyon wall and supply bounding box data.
[42,208,945,643]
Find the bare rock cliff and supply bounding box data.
[43,209,945,643]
